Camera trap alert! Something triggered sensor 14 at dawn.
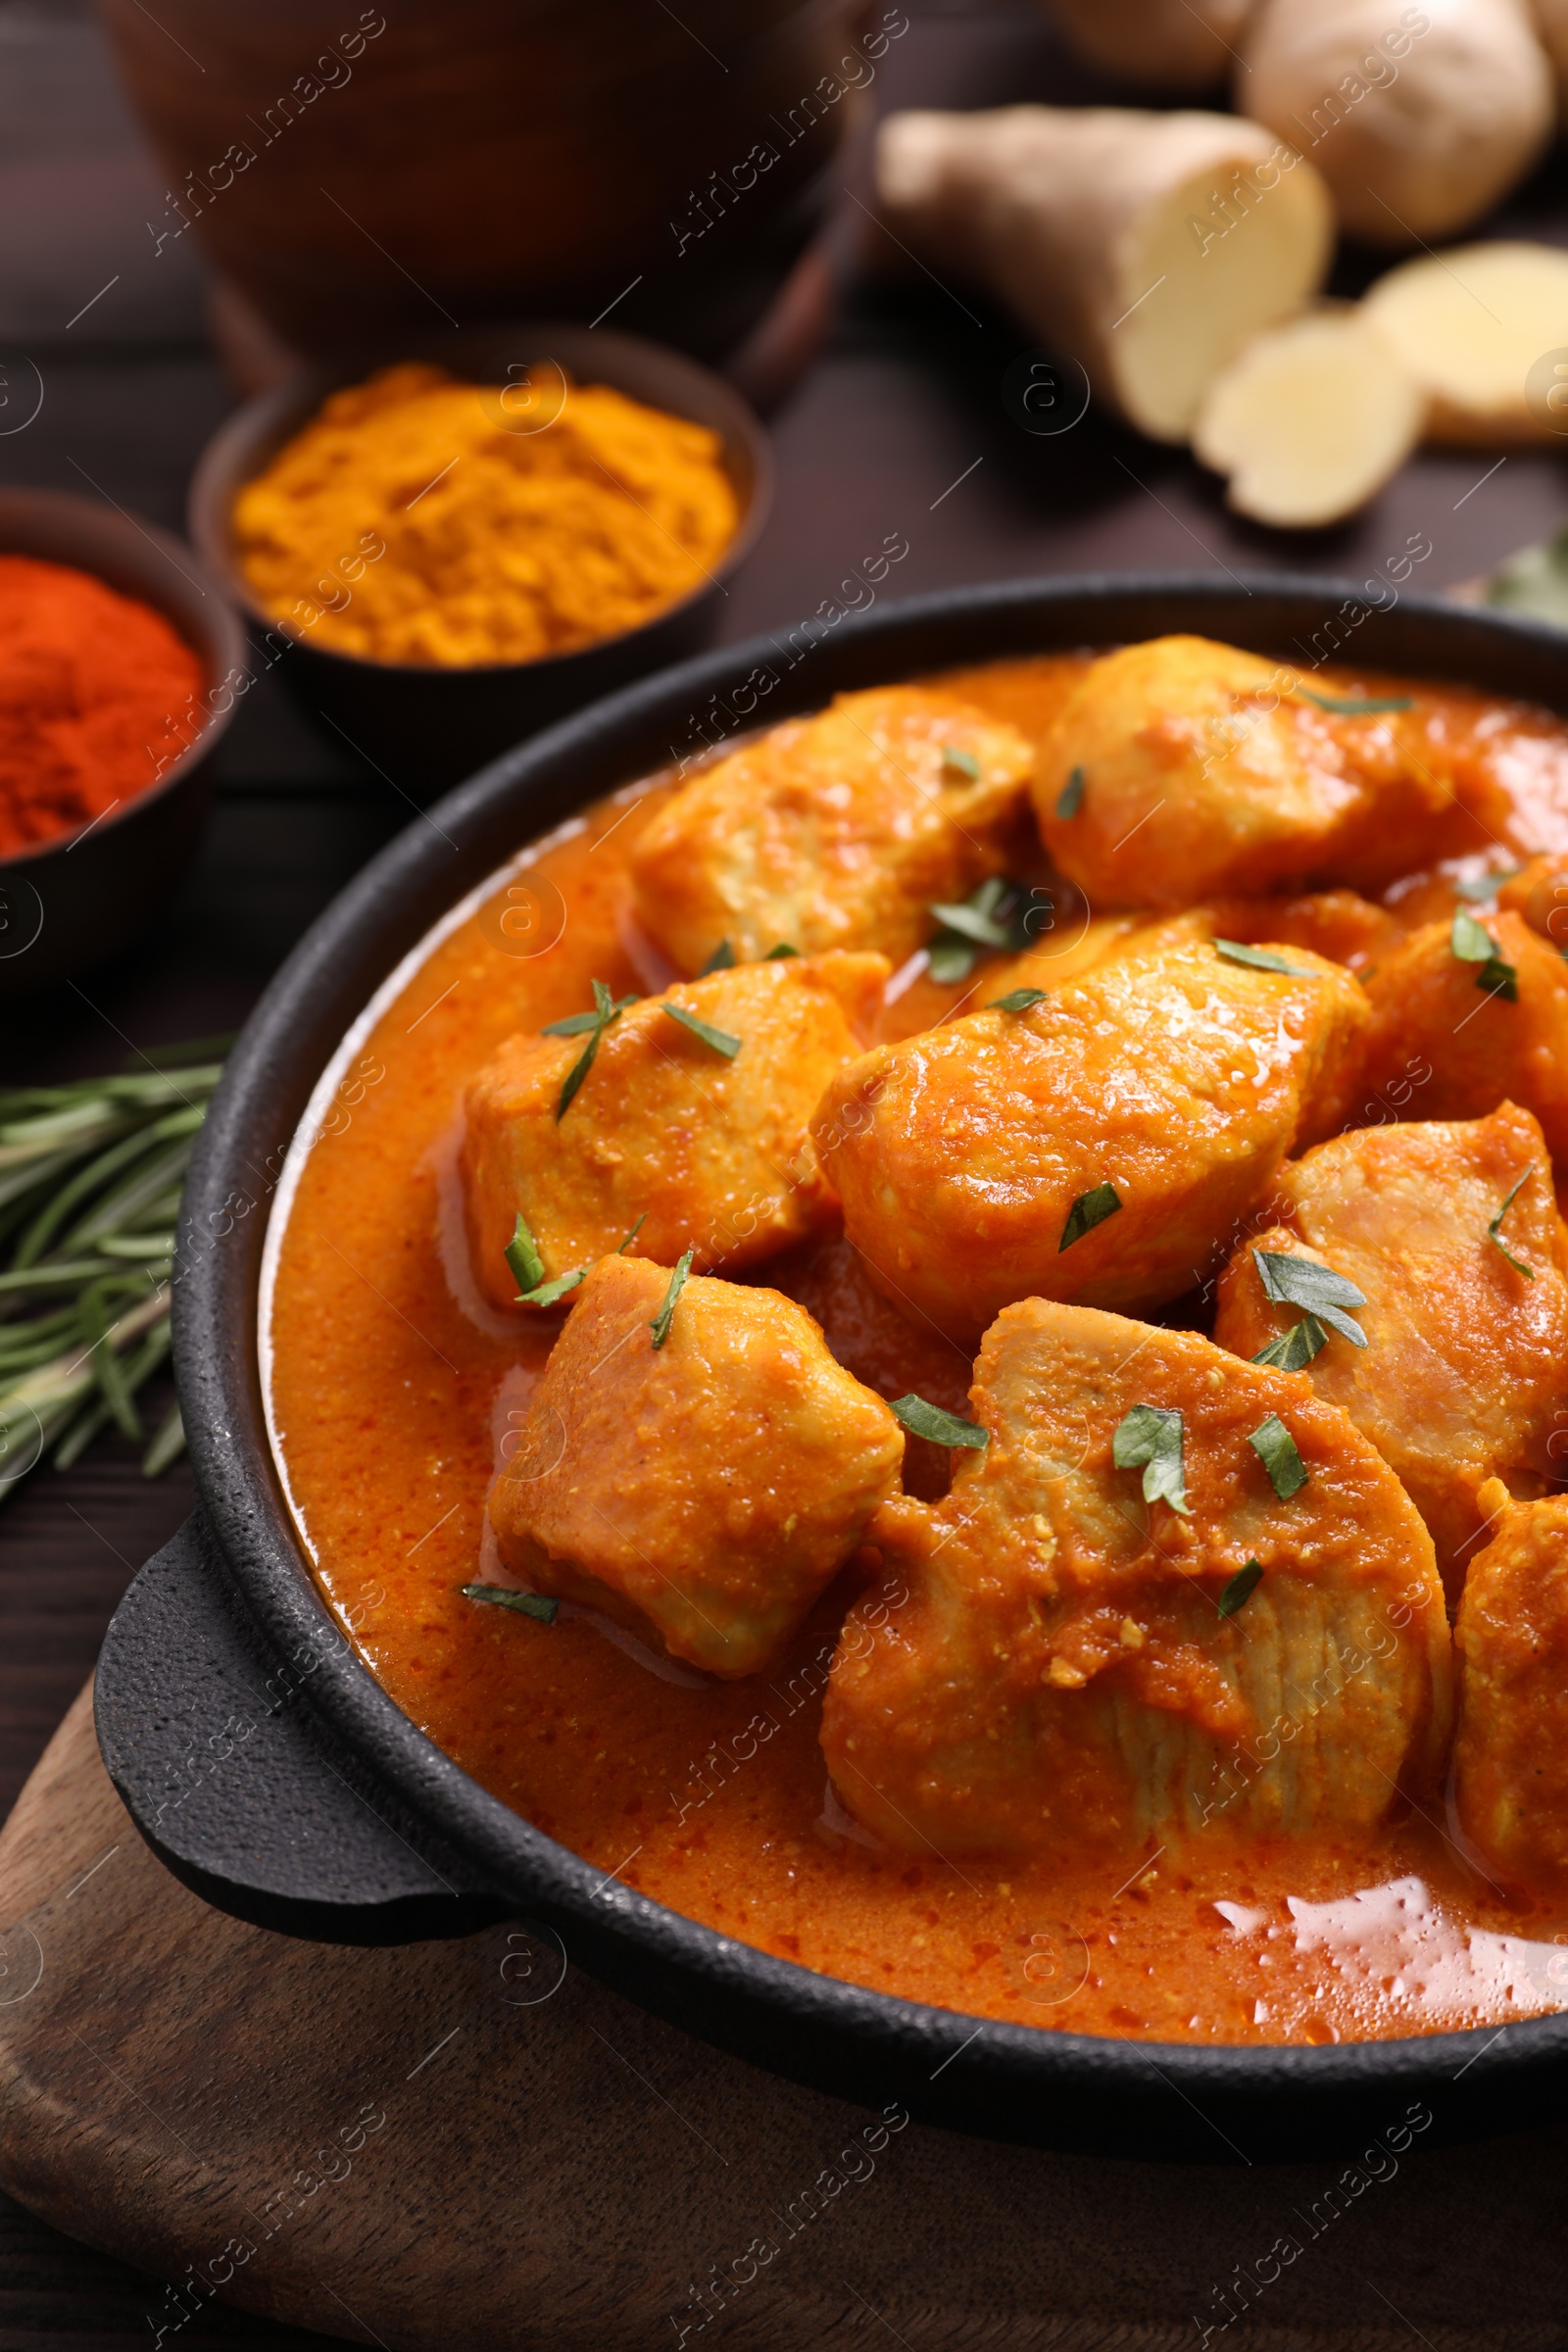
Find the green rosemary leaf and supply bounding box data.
[1298,690,1413,714]
[1213,939,1307,976]
[664,1004,742,1058]
[504,1212,547,1297]
[1253,1250,1367,1348]
[141,1399,186,1479]
[616,1212,648,1254]
[927,936,980,984]
[517,1268,586,1309]
[764,942,800,959]
[1450,908,1495,963]
[1055,765,1086,818]
[462,1583,560,1624]
[552,983,637,1121]
[1250,1314,1327,1371]
[1112,1403,1189,1515]
[1059,1181,1121,1251]
[987,987,1049,1013]
[650,1249,694,1349]
[698,940,736,974]
[1449,910,1518,999]
[1217,1559,1264,1617]
[1249,1413,1308,1499]
[927,876,1035,981]
[1489,1164,1536,1279]
[928,898,1012,950]
[1454,868,1524,902]
[941,745,981,779]
[888,1394,989,1449]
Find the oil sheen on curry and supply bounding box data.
[265,635,1568,2047]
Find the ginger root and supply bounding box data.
[875,105,1333,442]
[1241,0,1553,245]
[1039,0,1253,92]
[1194,306,1425,525]
[1529,0,1568,107]
[1365,241,1568,442]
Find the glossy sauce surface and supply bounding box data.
[266,653,1568,2045]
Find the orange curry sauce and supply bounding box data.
[265,654,1568,2047]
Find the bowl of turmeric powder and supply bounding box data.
[190,326,772,796]
[0,488,245,1000]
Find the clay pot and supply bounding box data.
[96,0,871,367]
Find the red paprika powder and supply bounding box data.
[0,555,205,858]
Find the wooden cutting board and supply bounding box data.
[0,1685,1563,2351]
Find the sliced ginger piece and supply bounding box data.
[1194,307,1424,526]
[875,105,1332,443]
[1364,241,1568,443]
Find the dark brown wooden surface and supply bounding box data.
[5,0,1568,2339]
[9,1686,1568,2352]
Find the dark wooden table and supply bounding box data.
[5,1,1568,2340]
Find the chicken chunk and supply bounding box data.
[821,1302,1450,1858]
[762,1233,975,1501]
[1454,1484,1568,1884]
[1354,910,1568,1165]
[1213,1107,1568,1599]
[977,890,1393,1011]
[1498,852,1568,946]
[1196,887,1399,972]
[811,928,1369,1341]
[490,1255,903,1678]
[967,910,1158,1012]
[629,686,1034,974]
[1035,637,1479,907]
[462,952,885,1312]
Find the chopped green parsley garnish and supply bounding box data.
[1214,939,1307,977]
[1489,1164,1537,1279]
[664,1003,742,1058]
[1449,909,1518,1002]
[987,987,1049,1013]
[888,1394,989,1449]
[1251,1315,1327,1371]
[1112,1403,1189,1515]
[548,979,637,1119]
[699,939,736,974]
[1059,1181,1121,1251]
[941,745,981,779]
[764,942,800,959]
[650,1248,694,1349]
[463,1583,560,1624]
[1253,1249,1367,1348]
[1249,1413,1307,1499]
[1298,689,1413,714]
[504,1211,546,1297]
[1217,1560,1264,1618]
[1055,765,1086,819]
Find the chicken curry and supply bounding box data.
[264,636,1568,2046]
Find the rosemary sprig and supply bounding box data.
[0,1044,227,1498]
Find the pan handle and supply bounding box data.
[95,1514,505,1944]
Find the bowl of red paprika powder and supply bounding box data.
[0,488,245,1000]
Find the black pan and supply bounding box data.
[95,572,1568,2163]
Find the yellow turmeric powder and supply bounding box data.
[231,363,741,668]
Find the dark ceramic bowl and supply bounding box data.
[0,489,244,1001]
[187,324,773,798]
[96,572,1568,2162]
